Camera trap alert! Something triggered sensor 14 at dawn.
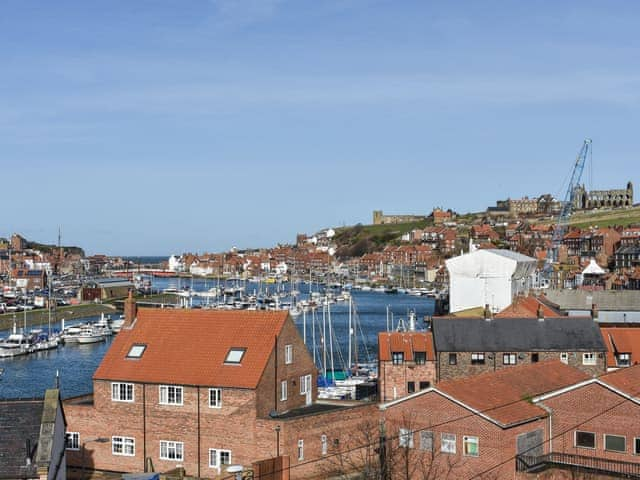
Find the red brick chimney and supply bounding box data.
[591,303,599,322]
[537,304,544,322]
[123,290,137,329]
[484,304,492,321]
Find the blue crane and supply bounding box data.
[549,138,592,263]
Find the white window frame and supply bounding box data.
[285,344,293,364]
[463,436,479,457]
[209,388,222,408]
[604,434,626,453]
[159,385,183,406]
[209,448,232,470]
[160,440,184,461]
[441,433,456,454]
[583,352,596,366]
[560,352,569,364]
[575,430,596,449]
[297,439,304,460]
[503,353,517,365]
[281,380,288,401]
[471,352,485,364]
[617,353,631,367]
[111,382,134,402]
[66,432,80,451]
[399,428,414,448]
[112,436,135,456]
[321,434,328,455]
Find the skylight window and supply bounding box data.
[225,348,246,364]
[127,344,146,358]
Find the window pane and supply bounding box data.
[635,438,640,455]
[420,431,433,452]
[605,435,626,452]
[576,431,595,448]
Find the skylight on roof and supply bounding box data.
[225,348,246,364]
[127,344,146,358]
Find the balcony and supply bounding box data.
[516,452,640,479]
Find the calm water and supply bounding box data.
[0,280,434,399]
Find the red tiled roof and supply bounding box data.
[437,361,589,426]
[378,331,435,362]
[495,296,560,319]
[600,328,640,367]
[600,364,640,397]
[94,308,289,388]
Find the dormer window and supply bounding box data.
[225,348,246,364]
[127,344,146,358]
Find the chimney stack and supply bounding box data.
[484,304,492,321]
[537,304,544,322]
[591,303,599,322]
[123,289,137,329]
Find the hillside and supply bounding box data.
[334,220,431,257]
[535,205,640,229]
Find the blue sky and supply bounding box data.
[1,1,638,255]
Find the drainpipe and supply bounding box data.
[274,334,278,413]
[197,386,201,478]
[143,384,147,471]
[538,402,553,454]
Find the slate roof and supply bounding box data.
[437,361,589,427]
[378,331,435,362]
[432,317,606,352]
[545,290,640,312]
[0,399,42,479]
[94,308,289,388]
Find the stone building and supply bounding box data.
[573,181,633,210]
[431,315,607,382]
[372,210,427,225]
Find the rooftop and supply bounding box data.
[94,308,289,388]
[432,316,606,352]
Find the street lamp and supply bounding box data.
[274,425,281,458]
[81,437,109,479]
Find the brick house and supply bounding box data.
[379,361,589,480]
[378,330,436,402]
[519,365,640,478]
[64,298,376,479]
[432,315,607,382]
[64,299,320,477]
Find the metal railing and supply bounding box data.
[516,452,640,478]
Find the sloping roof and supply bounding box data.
[94,308,289,388]
[545,290,640,311]
[378,331,435,362]
[437,361,589,427]
[486,249,537,263]
[600,328,640,366]
[496,296,561,319]
[0,399,42,479]
[432,317,606,352]
[583,259,605,275]
[599,364,640,396]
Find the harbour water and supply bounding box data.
[0,280,434,400]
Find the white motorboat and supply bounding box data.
[76,326,105,344]
[0,333,32,357]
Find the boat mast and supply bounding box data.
[302,308,306,345]
[322,304,327,379]
[328,301,335,379]
[348,296,352,375]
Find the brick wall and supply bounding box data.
[379,360,436,402]
[541,382,640,464]
[255,318,317,417]
[437,351,605,382]
[381,390,549,479]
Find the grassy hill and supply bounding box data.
[334,220,431,257]
[534,205,640,229]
